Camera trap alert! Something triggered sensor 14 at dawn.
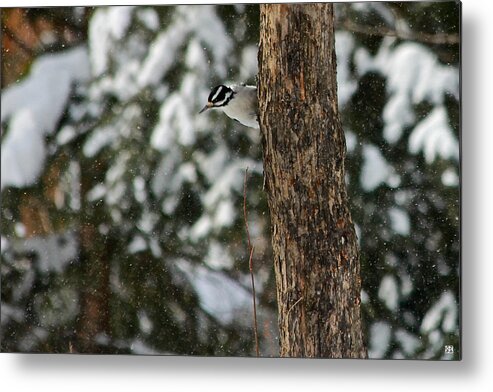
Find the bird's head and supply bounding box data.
[199,85,235,113]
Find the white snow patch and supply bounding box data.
[1,46,90,189]
[83,126,119,157]
[344,130,357,153]
[335,31,357,107]
[400,273,413,297]
[10,231,77,274]
[128,235,147,254]
[137,8,159,31]
[138,23,188,88]
[151,93,195,151]
[378,274,399,311]
[214,199,236,228]
[204,241,234,270]
[89,6,135,76]
[56,125,77,145]
[194,146,229,184]
[130,339,161,355]
[186,38,208,75]
[151,151,179,197]
[189,215,213,242]
[202,159,261,211]
[360,289,369,304]
[368,321,391,358]
[138,5,231,87]
[409,106,459,163]
[388,207,410,236]
[86,184,106,202]
[1,303,25,325]
[1,112,46,189]
[395,329,421,356]
[174,259,253,325]
[360,144,395,191]
[421,291,458,334]
[441,168,459,187]
[354,40,459,147]
[239,45,258,81]
[137,310,153,334]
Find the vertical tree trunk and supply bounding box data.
[258,3,367,358]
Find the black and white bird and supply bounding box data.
[199,84,259,129]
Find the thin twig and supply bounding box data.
[244,167,260,357]
[287,296,304,319]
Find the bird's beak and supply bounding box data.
[199,102,212,114]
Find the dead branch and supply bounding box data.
[243,167,259,357]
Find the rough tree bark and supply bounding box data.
[258,3,367,358]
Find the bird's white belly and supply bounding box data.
[222,96,259,129]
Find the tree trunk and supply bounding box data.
[258,3,367,358]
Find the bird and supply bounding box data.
[199,84,259,129]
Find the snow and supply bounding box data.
[360,144,395,191]
[128,235,147,254]
[86,184,106,202]
[214,199,236,228]
[349,2,396,26]
[11,268,35,302]
[378,274,399,311]
[395,328,421,356]
[83,125,119,157]
[1,303,25,325]
[382,93,415,144]
[174,259,254,325]
[368,321,391,358]
[193,146,229,184]
[137,310,153,334]
[151,93,195,150]
[400,273,413,297]
[203,159,261,210]
[180,6,231,78]
[1,112,46,189]
[56,125,78,145]
[137,210,158,234]
[388,207,411,236]
[133,176,147,203]
[89,6,135,76]
[130,339,161,355]
[138,5,231,88]
[33,287,79,328]
[442,167,459,187]
[335,32,357,107]
[204,241,234,269]
[239,45,259,81]
[9,231,78,274]
[1,46,90,190]
[420,291,458,334]
[186,38,208,74]
[409,106,459,163]
[344,130,357,153]
[138,23,188,88]
[189,215,213,242]
[354,38,459,156]
[151,151,180,198]
[178,162,197,183]
[136,7,159,31]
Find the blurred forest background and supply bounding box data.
[1,2,460,359]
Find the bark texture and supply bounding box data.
[258,3,367,358]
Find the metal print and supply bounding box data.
[1,2,460,359]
